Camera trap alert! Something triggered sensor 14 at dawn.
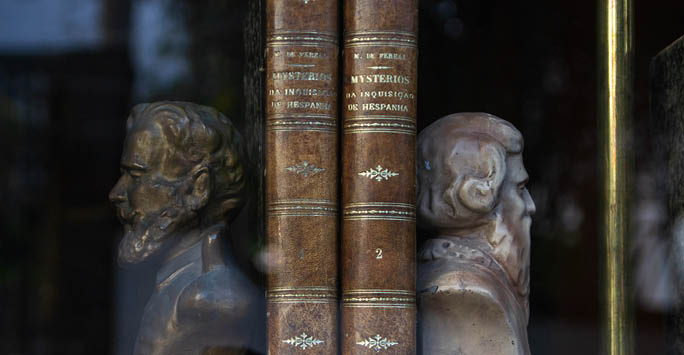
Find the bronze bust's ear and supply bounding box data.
[185,166,211,213]
[417,112,535,355]
[110,101,258,355]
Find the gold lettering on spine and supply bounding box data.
[272,71,333,81]
[267,39,338,127]
[342,44,417,131]
[349,74,410,84]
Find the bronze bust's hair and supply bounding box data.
[417,112,523,230]
[127,101,246,224]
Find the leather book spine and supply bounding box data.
[341,1,418,354]
[265,0,339,354]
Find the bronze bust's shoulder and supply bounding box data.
[416,112,536,355]
[109,101,259,355]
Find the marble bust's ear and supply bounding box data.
[417,112,534,355]
[455,144,505,214]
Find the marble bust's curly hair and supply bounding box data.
[416,112,523,232]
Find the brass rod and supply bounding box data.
[598,0,633,354]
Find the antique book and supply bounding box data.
[341,1,418,354]
[265,0,339,354]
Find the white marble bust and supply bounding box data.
[417,112,536,355]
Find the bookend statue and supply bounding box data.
[110,102,259,354]
[417,113,535,354]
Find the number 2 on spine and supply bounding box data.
[375,248,383,259]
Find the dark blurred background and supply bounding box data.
[0,0,683,354]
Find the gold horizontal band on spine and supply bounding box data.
[269,299,337,304]
[343,202,415,221]
[343,128,414,135]
[267,36,338,44]
[268,113,335,120]
[344,123,414,129]
[342,304,416,309]
[344,42,417,49]
[269,213,335,218]
[267,119,338,133]
[286,63,316,68]
[270,293,337,299]
[268,127,337,133]
[268,293,336,299]
[271,29,338,36]
[343,123,415,134]
[342,289,416,309]
[343,118,415,132]
[344,31,417,49]
[267,112,336,129]
[267,42,338,49]
[342,297,415,303]
[268,212,337,217]
[343,216,414,221]
[267,200,337,217]
[343,203,414,208]
[267,120,337,127]
[267,30,338,46]
[270,286,336,292]
[344,32,416,45]
[345,115,416,123]
[344,36,417,45]
[269,213,337,217]
[270,199,335,206]
[268,206,337,212]
[344,30,417,38]
[343,289,414,295]
[268,286,336,304]
[344,210,414,216]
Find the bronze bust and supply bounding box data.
[109,102,258,354]
[417,112,536,354]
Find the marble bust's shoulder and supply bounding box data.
[419,238,528,355]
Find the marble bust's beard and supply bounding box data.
[490,218,530,304]
[118,206,186,265]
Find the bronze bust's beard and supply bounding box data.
[118,206,185,265]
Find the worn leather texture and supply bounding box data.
[341,1,418,354]
[265,0,339,354]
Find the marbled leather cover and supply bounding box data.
[265,0,339,354]
[341,1,418,354]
